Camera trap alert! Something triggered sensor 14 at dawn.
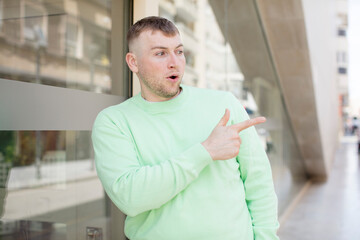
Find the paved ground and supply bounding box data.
[278,136,360,240]
[7,159,97,190]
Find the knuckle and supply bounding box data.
[234,149,239,156]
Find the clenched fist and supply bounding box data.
[202,109,266,161]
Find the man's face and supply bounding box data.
[127,30,186,102]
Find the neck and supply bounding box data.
[141,87,182,102]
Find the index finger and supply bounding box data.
[231,117,266,133]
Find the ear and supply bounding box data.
[126,52,139,73]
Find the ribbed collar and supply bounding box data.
[131,85,190,114]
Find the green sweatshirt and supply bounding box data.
[92,85,279,240]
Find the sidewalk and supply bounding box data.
[6,159,97,191]
[278,136,360,240]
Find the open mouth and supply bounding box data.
[167,75,179,82]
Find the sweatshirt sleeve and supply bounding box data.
[91,111,213,217]
[231,95,280,240]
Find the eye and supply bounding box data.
[155,51,165,56]
[177,50,184,55]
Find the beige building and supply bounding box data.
[0,0,344,239]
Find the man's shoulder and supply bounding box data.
[93,97,136,127]
[185,86,239,108]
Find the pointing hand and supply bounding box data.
[202,109,266,161]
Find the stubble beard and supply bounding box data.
[140,74,182,100]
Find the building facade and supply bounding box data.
[0,0,342,239]
[336,0,349,134]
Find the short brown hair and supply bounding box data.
[127,16,179,48]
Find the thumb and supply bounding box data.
[217,109,230,127]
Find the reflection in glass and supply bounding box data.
[0,131,108,239]
[0,0,112,93]
[0,219,66,240]
[1,0,129,239]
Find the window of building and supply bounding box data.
[2,1,22,43]
[24,4,47,45]
[338,67,347,74]
[47,14,65,56]
[338,29,346,36]
[66,20,83,59]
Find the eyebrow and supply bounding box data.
[151,44,183,50]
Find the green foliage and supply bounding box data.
[0,131,15,165]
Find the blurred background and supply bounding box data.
[0,0,359,239]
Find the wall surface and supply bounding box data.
[302,0,339,174]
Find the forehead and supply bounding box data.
[138,30,182,49]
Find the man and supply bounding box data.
[92,16,279,240]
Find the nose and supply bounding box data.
[168,52,178,69]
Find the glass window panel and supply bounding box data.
[0,0,123,95]
[0,0,131,239]
[0,130,109,239]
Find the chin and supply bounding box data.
[163,87,180,99]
